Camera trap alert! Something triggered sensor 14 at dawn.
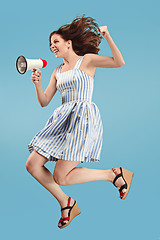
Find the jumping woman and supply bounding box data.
[26,14,134,229]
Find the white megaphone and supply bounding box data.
[16,56,47,82]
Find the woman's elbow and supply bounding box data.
[121,61,125,66]
[41,95,49,107]
[41,101,48,107]
[118,62,125,67]
[41,103,48,107]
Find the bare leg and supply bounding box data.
[26,150,76,227]
[64,167,116,185]
[53,160,126,226]
[53,160,125,187]
[65,167,126,188]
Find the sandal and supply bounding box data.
[58,197,81,229]
[112,167,134,200]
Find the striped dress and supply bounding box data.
[28,56,103,163]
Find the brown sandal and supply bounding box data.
[58,197,81,229]
[112,167,134,200]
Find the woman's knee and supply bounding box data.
[53,172,66,186]
[26,155,36,173]
[53,159,80,185]
[26,150,48,173]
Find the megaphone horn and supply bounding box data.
[16,56,47,74]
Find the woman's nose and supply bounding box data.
[50,44,55,50]
[50,43,54,48]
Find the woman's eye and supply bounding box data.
[50,41,58,45]
[50,40,59,47]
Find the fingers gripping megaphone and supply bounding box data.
[16,56,47,82]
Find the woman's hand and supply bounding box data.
[97,26,110,37]
[31,69,42,85]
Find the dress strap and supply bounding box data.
[56,64,63,79]
[74,56,84,69]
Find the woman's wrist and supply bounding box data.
[104,32,111,39]
[35,81,42,88]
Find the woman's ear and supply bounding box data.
[67,40,72,48]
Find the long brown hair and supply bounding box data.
[49,14,103,55]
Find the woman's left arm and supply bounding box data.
[87,26,125,68]
[103,28,125,66]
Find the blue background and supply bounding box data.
[0,0,159,239]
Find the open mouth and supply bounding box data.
[54,49,59,54]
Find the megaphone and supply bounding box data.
[16,56,47,82]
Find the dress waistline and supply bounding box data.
[62,97,92,105]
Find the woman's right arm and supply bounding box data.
[31,67,58,107]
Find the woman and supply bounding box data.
[26,14,134,229]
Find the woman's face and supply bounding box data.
[50,34,71,58]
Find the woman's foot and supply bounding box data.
[112,167,134,199]
[112,168,126,187]
[58,197,75,228]
[112,168,127,198]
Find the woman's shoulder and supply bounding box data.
[84,53,98,60]
[83,53,97,67]
[50,65,60,82]
[82,53,97,70]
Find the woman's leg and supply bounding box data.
[26,150,67,204]
[26,150,79,227]
[53,160,125,188]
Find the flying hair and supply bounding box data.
[49,14,103,55]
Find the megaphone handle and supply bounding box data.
[34,68,40,83]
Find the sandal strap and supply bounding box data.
[60,221,67,227]
[61,206,72,211]
[67,196,71,206]
[58,200,77,227]
[120,191,126,198]
[119,183,127,193]
[113,173,122,186]
[112,168,128,191]
[61,196,72,211]
[59,216,70,223]
[58,213,70,227]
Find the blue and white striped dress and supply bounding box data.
[28,56,103,163]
